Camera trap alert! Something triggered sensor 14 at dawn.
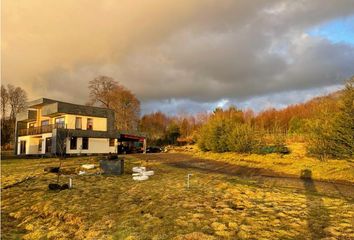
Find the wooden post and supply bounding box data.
[143,138,147,154]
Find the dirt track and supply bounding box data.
[132,153,354,201]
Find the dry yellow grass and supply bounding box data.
[1,151,354,239]
[178,143,354,183]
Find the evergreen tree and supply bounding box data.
[331,78,354,158]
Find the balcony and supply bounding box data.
[18,123,65,136]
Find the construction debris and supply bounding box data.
[132,167,154,181]
[81,164,95,170]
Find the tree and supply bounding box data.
[7,84,27,122]
[1,85,9,120]
[88,76,118,108]
[306,77,354,159]
[113,87,141,130]
[330,78,354,158]
[140,112,168,141]
[88,76,141,131]
[165,122,180,145]
[0,85,27,147]
[1,85,10,147]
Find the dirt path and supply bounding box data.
[132,153,354,201]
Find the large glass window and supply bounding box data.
[82,137,89,150]
[55,117,65,128]
[75,117,82,129]
[70,137,77,149]
[87,118,93,130]
[41,120,49,126]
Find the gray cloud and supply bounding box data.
[142,84,344,115]
[2,0,354,113]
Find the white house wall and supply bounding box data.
[65,137,117,154]
[17,133,53,155]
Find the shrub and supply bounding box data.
[227,124,257,153]
[198,118,230,152]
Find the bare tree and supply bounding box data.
[88,76,140,131]
[7,84,27,122]
[88,76,118,108]
[1,85,9,120]
[1,85,27,147]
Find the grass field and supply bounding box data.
[1,147,354,239]
[176,143,354,184]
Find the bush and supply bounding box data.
[227,124,257,153]
[198,118,230,152]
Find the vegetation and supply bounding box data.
[197,107,287,154]
[139,111,203,146]
[1,153,354,239]
[306,78,354,159]
[0,84,27,148]
[182,143,354,184]
[88,75,141,131]
[139,77,353,160]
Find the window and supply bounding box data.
[45,138,52,153]
[75,117,82,129]
[70,137,77,149]
[87,118,93,130]
[20,141,26,154]
[55,117,65,128]
[82,137,89,150]
[38,139,42,152]
[41,120,49,126]
[109,138,115,147]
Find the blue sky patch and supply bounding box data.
[308,15,354,45]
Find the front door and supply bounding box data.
[45,137,52,154]
[20,141,26,154]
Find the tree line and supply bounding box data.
[140,77,353,159]
[1,76,353,159]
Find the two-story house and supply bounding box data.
[15,98,144,156]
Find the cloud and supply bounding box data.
[2,0,354,113]
[141,84,344,115]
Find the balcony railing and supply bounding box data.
[18,123,65,136]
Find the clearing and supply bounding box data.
[1,149,354,239]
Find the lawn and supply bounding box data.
[1,150,354,239]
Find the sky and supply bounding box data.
[2,0,354,115]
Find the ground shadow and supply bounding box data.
[300,169,330,239]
